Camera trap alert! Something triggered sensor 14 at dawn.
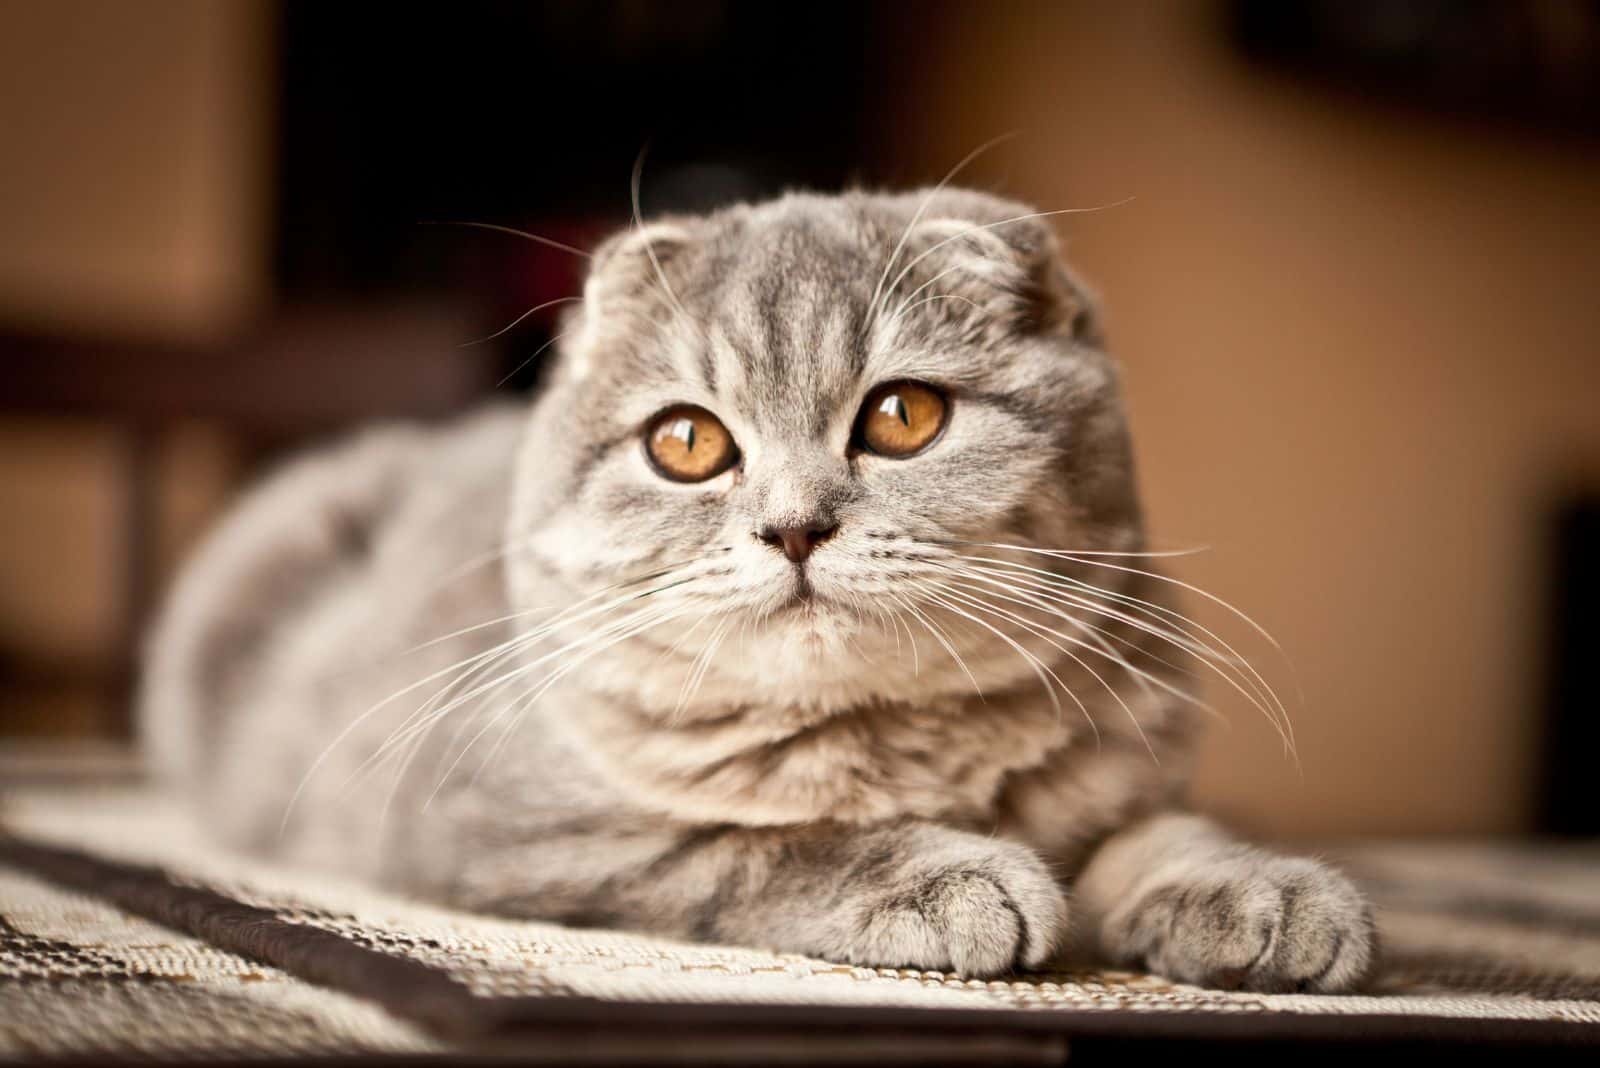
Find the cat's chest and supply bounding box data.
[560,690,1076,826]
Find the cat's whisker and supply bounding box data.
[629,145,694,328]
[1054,556,1299,752]
[658,604,720,663]
[913,582,1079,732]
[840,588,877,668]
[281,628,536,834]
[945,563,1222,686]
[929,538,1210,559]
[672,613,720,719]
[953,556,1278,731]
[947,552,1295,758]
[313,566,710,813]
[947,579,1156,763]
[415,535,533,603]
[1002,556,1294,753]
[878,601,904,666]
[428,674,521,788]
[947,537,1286,729]
[882,262,970,328]
[356,634,545,788]
[419,219,593,260]
[936,569,1215,725]
[462,296,584,349]
[966,541,1288,656]
[897,590,984,700]
[941,551,1235,664]
[886,593,923,676]
[421,600,692,809]
[454,601,697,799]
[886,294,985,333]
[674,613,732,721]
[1056,569,1292,749]
[862,132,1020,338]
[404,550,701,662]
[405,531,721,652]
[951,556,1226,665]
[465,601,697,789]
[940,569,1165,706]
[496,326,576,389]
[377,572,697,738]
[396,603,560,659]
[368,576,701,769]
[924,581,1136,751]
[879,203,1132,324]
[457,603,693,799]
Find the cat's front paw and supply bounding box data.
[1104,855,1374,993]
[848,837,1068,977]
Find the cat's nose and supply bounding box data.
[757,520,838,564]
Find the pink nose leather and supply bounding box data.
[758,521,838,563]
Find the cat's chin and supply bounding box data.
[749,590,861,650]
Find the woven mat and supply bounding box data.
[3,786,1600,1060]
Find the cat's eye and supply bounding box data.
[854,381,948,458]
[644,405,739,482]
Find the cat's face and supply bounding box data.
[508,189,1143,711]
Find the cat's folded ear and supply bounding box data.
[894,191,1104,347]
[583,220,699,311]
[555,219,702,381]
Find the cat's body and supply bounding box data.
[143,188,1374,988]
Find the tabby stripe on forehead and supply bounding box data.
[958,387,1056,433]
[698,346,718,393]
[569,428,646,492]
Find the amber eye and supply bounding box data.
[854,381,948,458]
[644,405,738,482]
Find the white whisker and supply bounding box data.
[915,582,1084,734]
[938,570,1214,723]
[419,219,593,260]
[629,145,693,326]
[861,132,1019,338]
[879,202,1132,324]
[463,296,583,349]
[897,592,984,699]
[949,550,1295,758]
[496,326,575,389]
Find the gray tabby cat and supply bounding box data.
[142,188,1374,990]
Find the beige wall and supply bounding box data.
[889,2,1600,837]
[0,0,272,340]
[0,1,270,736]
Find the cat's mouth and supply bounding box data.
[772,570,825,617]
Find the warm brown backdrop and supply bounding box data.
[3,1,1597,838]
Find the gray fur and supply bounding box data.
[142,188,1373,989]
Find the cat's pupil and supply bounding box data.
[672,419,696,450]
[879,395,910,426]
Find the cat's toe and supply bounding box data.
[1257,860,1375,993]
[1109,857,1375,993]
[853,846,1068,977]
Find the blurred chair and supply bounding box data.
[0,304,499,739]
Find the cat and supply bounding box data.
[141,187,1375,990]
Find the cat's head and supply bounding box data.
[507,189,1144,714]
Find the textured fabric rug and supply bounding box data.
[3,786,1599,1061]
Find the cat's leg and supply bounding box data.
[449,818,1069,977]
[1073,813,1375,992]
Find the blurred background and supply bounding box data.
[1,0,1596,839]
